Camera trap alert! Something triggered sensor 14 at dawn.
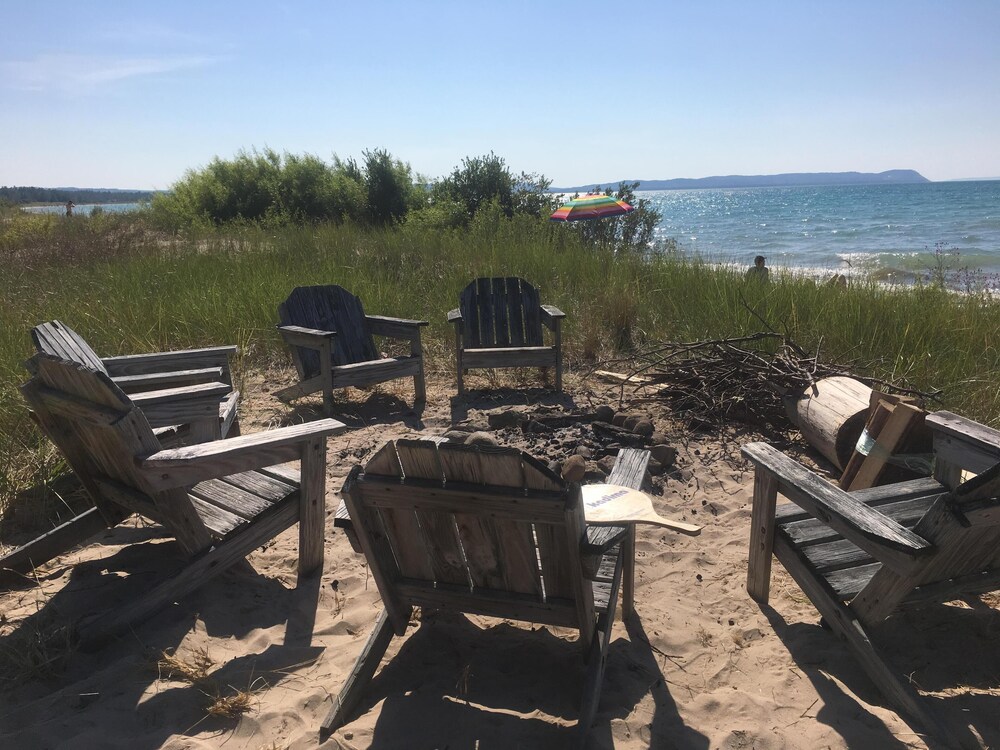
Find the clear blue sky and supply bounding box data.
[2,1,998,189]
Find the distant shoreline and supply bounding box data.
[551,169,931,192]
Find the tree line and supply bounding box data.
[0,186,156,205]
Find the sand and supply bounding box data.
[1,368,998,750]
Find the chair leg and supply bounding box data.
[413,365,427,404]
[298,437,327,578]
[320,608,397,739]
[621,526,636,620]
[746,468,778,603]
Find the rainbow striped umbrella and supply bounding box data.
[549,193,635,222]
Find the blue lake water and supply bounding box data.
[21,202,142,216]
[641,180,1000,284]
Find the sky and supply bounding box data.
[2,1,999,190]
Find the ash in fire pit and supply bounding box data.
[443,404,678,488]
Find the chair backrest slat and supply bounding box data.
[32,321,108,374]
[459,277,544,349]
[278,286,379,375]
[23,353,212,553]
[349,440,591,624]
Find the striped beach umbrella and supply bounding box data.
[549,193,635,222]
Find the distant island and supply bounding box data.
[551,169,930,192]
[0,186,158,205]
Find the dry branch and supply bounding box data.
[600,333,941,438]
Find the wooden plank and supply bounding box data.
[298,435,326,574]
[476,277,494,348]
[32,321,107,373]
[102,347,236,382]
[742,443,932,573]
[189,495,245,537]
[520,279,543,346]
[506,277,525,346]
[0,507,117,582]
[491,277,510,346]
[330,356,422,388]
[746,463,779,603]
[320,608,398,738]
[781,493,939,547]
[394,440,467,585]
[112,367,224,392]
[839,401,893,489]
[775,477,945,525]
[461,347,558,369]
[846,402,924,490]
[929,410,1000,478]
[436,445,540,593]
[364,442,403,477]
[189,478,275,520]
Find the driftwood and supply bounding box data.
[599,332,941,439]
[787,376,872,470]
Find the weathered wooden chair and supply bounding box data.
[5,352,345,647]
[321,440,650,747]
[275,285,427,414]
[743,410,1000,747]
[447,277,565,394]
[32,319,240,442]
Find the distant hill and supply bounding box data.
[0,186,158,205]
[552,170,930,192]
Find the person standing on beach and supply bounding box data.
[745,255,770,282]
[65,200,74,217]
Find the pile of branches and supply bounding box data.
[604,332,938,437]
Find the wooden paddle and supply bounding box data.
[582,484,701,536]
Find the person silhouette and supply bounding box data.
[65,200,75,217]
[745,255,770,282]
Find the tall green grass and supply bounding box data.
[4,208,1000,527]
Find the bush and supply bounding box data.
[434,153,556,224]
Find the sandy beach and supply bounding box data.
[1,368,997,750]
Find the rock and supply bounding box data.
[650,432,669,445]
[650,444,677,467]
[623,415,642,431]
[596,455,617,474]
[443,430,471,442]
[611,412,628,427]
[561,454,587,482]
[647,458,664,475]
[633,419,655,437]
[584,469,608,483]
[487,411,525,429]
[465,431,499,447]
[574,445,594,459]
[448,423,478,434]
[595,405,615,423]
[548,460,561,475]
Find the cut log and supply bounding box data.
[785,376,873,470]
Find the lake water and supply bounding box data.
[21,202,142,216]
[641,180,1000,285]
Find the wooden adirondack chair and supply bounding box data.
[7,352,346,647]
[275,285,427,414]
[447,277,565,394]
[743,410,1000,747]
[320,441,651,747]
[32,319,240,442]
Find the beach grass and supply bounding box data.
[3,208,1000,527]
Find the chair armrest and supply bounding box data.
[742,442,932,572]
[365,315,428,340]
[112,367,224,393]
[139,418,348,491]
[278,324,337,349]
[102,346,237,377]
[540,305,565,331]
[447,308,463,324]
[131,382,232,429]
[927,410,1000,475]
